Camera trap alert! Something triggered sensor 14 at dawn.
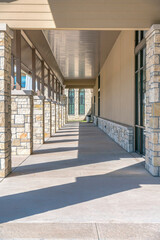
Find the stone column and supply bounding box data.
[61,105,64,127]
[145,25,160,176]
[11,90,33,155]
[44,99,51,141]
[59,104,62,129]
[33,95,45,146]
[56,103,59,132]
[0,24,12,177]
[51,101,56,136]
[63,105,66,124]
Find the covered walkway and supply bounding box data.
[0,122,160,239]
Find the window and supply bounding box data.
[94,96,96,115]
[79,89,85,115]
[68,89,75,115]
[135,31,146,155]
[135,31,147,47]
[98,74,100,89]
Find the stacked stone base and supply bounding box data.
[94,116,134,153]
[51,101,56,136]
[33,96,45,145]
[145,162,160,177]
[44,99,51,141]
[11,91,33,155]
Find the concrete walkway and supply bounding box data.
[0,122,160,239]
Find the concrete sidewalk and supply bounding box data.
[0,122,160,239]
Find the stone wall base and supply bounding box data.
[145,163,160,177]
[94,116,134,153]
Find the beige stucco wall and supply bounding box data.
[65,89,92,121]
[93,31,135,126]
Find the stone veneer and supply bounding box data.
[65,89,92,121]
[61,105,64,127]
[51,101,56,136]
[145,25,160,176]
[33,95,45,145]
[0,25,12,177]
[44,99,51,141]
[11,90,33,155]
[56,103,59,131]
[59,104,62,129]
[94,116,134,152]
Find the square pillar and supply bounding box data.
[0,24,12,177]
[145,25,160,176]
[61,105,64,127]
[51,101,56,136]
[59,104,62,129]
[44,99,51,141]
[63,105,66,125]
[56,103,59,132]
[11,90,33,155]
[33,95,45,146]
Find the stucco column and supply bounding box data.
[44,99,51,141]
[0,24,12,177]
[51,101,56,135]
[11,90,33,155]
[33,95,45,146]
[145,25,160,176]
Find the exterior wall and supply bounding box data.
[145,25,160,176]
[65,88,92,121]
[11,92,33,155]
[93,31,135,126]
[44,99,51,141]
[33,96,44,145]
[0,27,12,177]
[92,31,135,153]
[95,116,134,152]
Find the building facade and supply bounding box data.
[0,1,160,177]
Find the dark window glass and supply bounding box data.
[98,91,100,117]
[135,31,139,46]
[135,41,146,155]
[68,89,75,115]
[94,96,96,115]
[79,89,85,115]
[98,75,100,89]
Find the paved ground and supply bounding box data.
[0,122,160,239]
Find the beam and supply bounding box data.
[49,0,160,30]
[41,61,44,96]
[64,79,95,88]
[16,30,21,90]
[52,74,54,100]
[32,48,36,92]
[48,69,51,98]
[0,0,160,29]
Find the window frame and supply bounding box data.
[68,89,75,115]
